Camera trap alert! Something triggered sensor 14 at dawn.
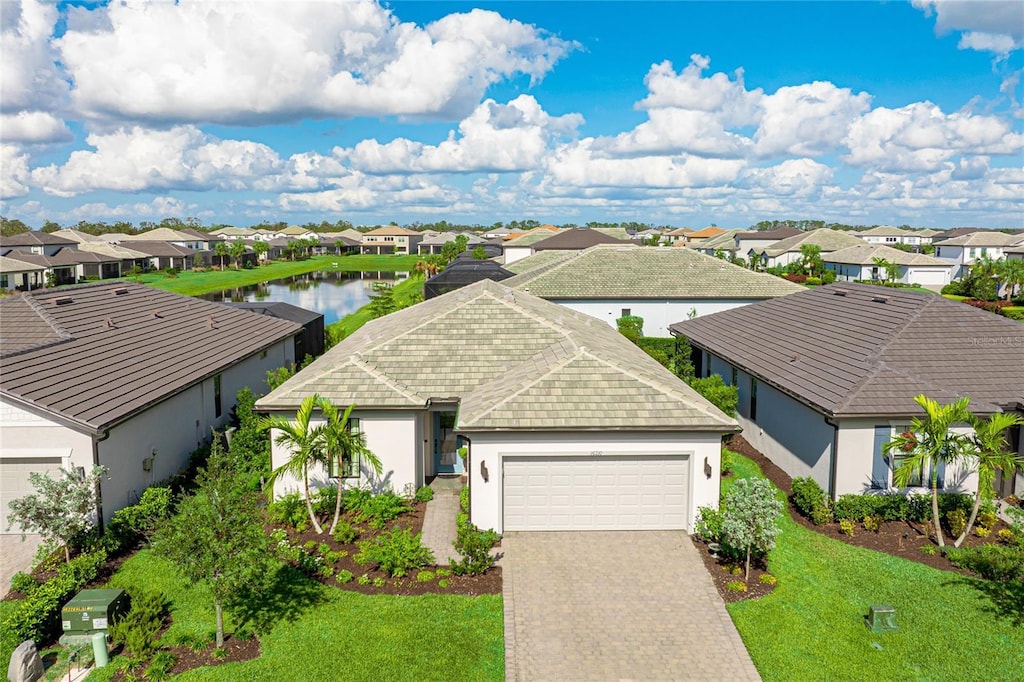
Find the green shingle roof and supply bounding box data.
[504,244,803,299]
[257,279,736,432]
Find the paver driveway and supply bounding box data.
[501,531,760,681]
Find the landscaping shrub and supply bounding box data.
[941,281,964,296]
[355,528,434,578]
[354,492,411,529]
[312,485,338,516]
[945,545,1024,581]
[414,486,435,503]
[783,274,808,284]
[821,270,836,284]
[687,374,739,416]
[616,315,644,344]
[791,477,827,521]
[1003,307,1024,321]
[759,573,777,586]
[806,276,822,286]
[997,529,1015,544]
[720,478,783,580]
[109,590,168,660]
[459,485,470,513]
[977,510,999,531]
[9,571,38,596]
[721,449,736,477]
[945,509,968,538]
[452,526,500,576]
[416,570,435,583]
[839,519,856,536]
[862,515,883,533]
[694,505,724,542]
[832,493,909,522]
[145,651,177,682]
[920,544,937,556]
[975,527,991,538]
[331,520,358,544]
[266,493,308,530]
[337,569,353,584]
[726,580,748,592]
[107,486,173,547]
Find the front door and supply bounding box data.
[433,412,463,475]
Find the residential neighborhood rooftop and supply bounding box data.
[502,226,563,247]
[257,279,736,432]
[531,229,629,251]
[503,249,578,274]
[0,232,78,247]
[757,228,865,257]
[856,226,914,236]
[823,243,950,266]
[362,225,420,237]
[0,282,301,432]
[671,282,1024,417]
[734,226,802,240]
[505,244,805,299]
[933,231,1023,247]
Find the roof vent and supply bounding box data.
[872,295,889,304]
[207,315,216,329]
[54,297,73,306]
[104,317,116,329]
[113,287,129,296]
[833,289,848,297]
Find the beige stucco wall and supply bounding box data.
[466,430,724,534]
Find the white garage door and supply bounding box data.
[503,455,689,531]
[1,457,62,533]
[907,267,949,287]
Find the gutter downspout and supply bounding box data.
[460,434,473,525]
[92,429,111,533]
[825,417,839,501]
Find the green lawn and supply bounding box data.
[86,550,503,681]
[327,275,426,341]
[132,254,422,296]
[724,455,1024,681]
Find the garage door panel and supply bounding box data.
[1,457,63,533]
[503,455,689,531]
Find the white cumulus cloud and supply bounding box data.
[754,82,872,156]
[912,0,1023,54]
[1,145,32,198]
[0,111,73,144]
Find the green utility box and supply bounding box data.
[60,589,129,645]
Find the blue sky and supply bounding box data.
[1,0,1021,229]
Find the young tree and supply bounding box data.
[318,399,382,535]
[252,240,269,263]
[954,411,1024,547]
[261,395,328,534]
[471,246,488,260]
[155,438,271,648]
[615,315,644,344]
[214,240,230,270]
[229,239,247,270]
[6,466,108,563]
[720,478,783,581]
[883,395,973,548]
[454,234,469,256]
[799,244,823,277]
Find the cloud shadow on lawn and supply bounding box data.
[232,564,326,635]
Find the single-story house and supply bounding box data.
[0,282,302,531]
[505,244,804,336]
[124,241,198,270]
[934,231,1022,278]
[753,229,866,269]
[257,279,738,533]
[1006,244,1024,262]
[0,256,46,291]
[222,301,326,361]
[732,226,802,260]
[530,228,629,253]
[663,227,695,245]
[670,283,1024,500]
[76,242,151,274]
[686,226,728,242]
[691,230,740,258]
[417,231,488,256]
[824,244,952,287]
[501,225,563,264]
[0,250,81,286]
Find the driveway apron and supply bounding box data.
[501,531,760,681]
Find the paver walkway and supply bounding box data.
[501,531,760,682]
[420,476,461,566]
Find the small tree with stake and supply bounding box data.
[155,437,272,649]
[720,478,783,581]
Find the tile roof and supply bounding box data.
[759,229,865,257]
[503,250,577,274]
[505,244,804,299]
[692,231,739,251]
[0,232,80,248]
[280,226,312,236]
[3,249,87,268]
[77,242,150,259]
[122,227,193,242]
[0,282,301,432]
[590,227,632,240]
[210,226,256,237]
[257,279,736,433]
[418,231,487,246]
[53,229,103,243]
[363,225,419,237]
[671,283,1024,418]
[934,231,1022,247]
[857,226,913,236]
[503,226,563,247]
[734,227,802,240]
[665,228,695,236]
[823,244,950,267]
[531,229,629,251]
[916,229,943,237]
[687,226,728,239]
[121,241,195,257]
[0,255,46,273]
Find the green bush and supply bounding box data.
[616,315,644,344]
[1003,307,1024,321]
[687,374,739,416]
[331,520,358,545]
[791,477,828,522]
[337,569,354,584]
[862,515,883,533]
[945,545,1024,581]
[721,449,736,476]
[940,281,964,296]
[726,580,747,592]
[920,544,937,556]
[109,590,168,660]
[459,486,470,513]
[759,573,777,586]
[452,526,500,576]
[806,276,822,286]
[694,505,724,542]
[108,486,173,547]
[312,485,338,516]
[839,519,855,536]
[977,510,999,531]
[354,528,434,578]
[833,493,909,522]
[946,509,968,538]
[414,486,435,503]
[821,270,836,284]
[145,651,176,681]
[266,493,308,529]
[354,492,410,529]
[9,571,38,596]
[416,570,435,583]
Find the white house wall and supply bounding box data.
[835,420,978,497]
[553,299,762,337]
[503,246,534,264]
[466,430,723,534]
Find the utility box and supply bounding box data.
[866,605,898,633]
[60,589,129,645]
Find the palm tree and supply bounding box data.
[799,244,823,277]
[318,399,382,535]
[995,258,1024,301]
[871,256,890,283]
[261,395,327,534]
[229,239,247,270]
[883,394,973,548]
[214,241,230,270]
[252,240,269,263]
[954,411,1024,547]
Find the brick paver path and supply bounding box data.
[421,477,461,566]
[501,531,761,681]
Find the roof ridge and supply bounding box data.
[0,292,76,359]
[350,355,423,404]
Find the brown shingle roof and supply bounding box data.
[670,283,1024,417]
[0,282,301,432]
[121,241,195,257]
[0,232,78,247]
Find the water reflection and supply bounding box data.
[201,270,409,325]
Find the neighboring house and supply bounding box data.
[77,242,151,273]
[0,231,79,257]
[589,227,633,241]
[928,227,984,243]
[1,250,81,286]
[223,301,325,361]
[691,230,740,257]
[482,227,515,239]
[417,231,487,256]
[360,226,423,255]
[178,228,225,251]
[122,227,207,251]
[856,226,922,247]
[123,241,197,270]
[424,258,515,299]
[916,228,943,244]
[670,283,1024,500]
[503,249,582,276]
[0,282,302,531]
[257,279,737,533]
[824,244,952,287]
[505,244,803,336]
[319,234,361,255]
[280,226,313,239]
[501,225,563,264]
[53,229,104,244]
[933,231,1021,278]
[0,256,46,291]
[732,226,802,259]
[1006,244,1024,262]
[210,226,258,240]
[663,227,695,245]
[531,229,629,253]
[686,226,728,242]
[753,229,865,269]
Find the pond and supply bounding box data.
[201,270,410,325]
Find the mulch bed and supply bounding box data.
[276,500,502,597]
[691,536,777,603]
[163,637,261,676]
[726,434,1014,576]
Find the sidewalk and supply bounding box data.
[421,476,461,566]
